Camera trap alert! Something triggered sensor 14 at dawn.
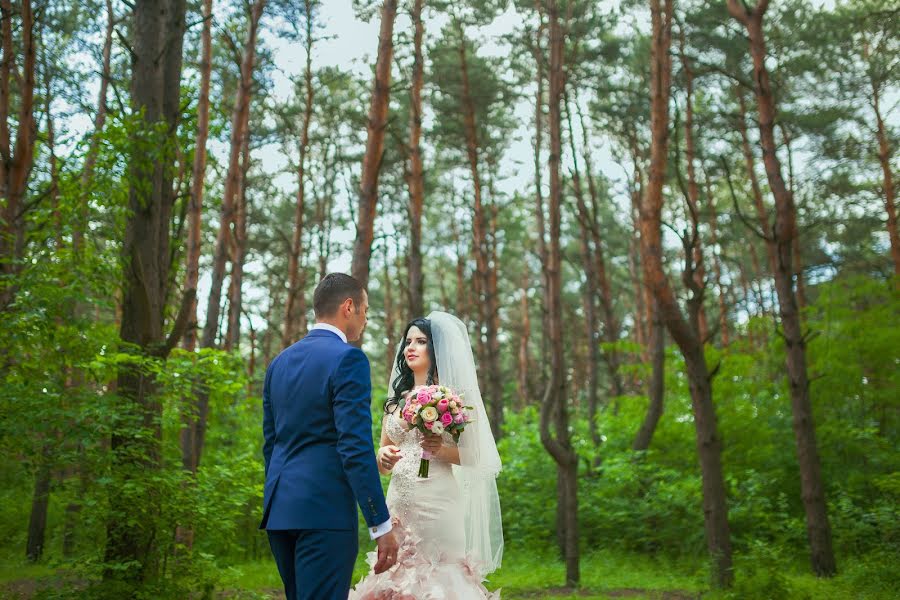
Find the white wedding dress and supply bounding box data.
[348,412,499,600]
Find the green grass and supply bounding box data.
[3,549,896,599]
[218,548,898,600]
[0,562,55,586]
[486,549,702,598]
[219,549,704,599]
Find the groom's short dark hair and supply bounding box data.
[313,273,365,318]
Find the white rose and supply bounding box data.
[420,406,439,422]
[431,421,444,434]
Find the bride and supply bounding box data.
[350,311,503,599]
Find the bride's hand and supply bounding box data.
[420,433,443,455]
[378,445,403,471]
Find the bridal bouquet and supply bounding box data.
[400,384,472,477]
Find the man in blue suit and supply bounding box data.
[261,273,398,600]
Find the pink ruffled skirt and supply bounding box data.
[349,522,499,600]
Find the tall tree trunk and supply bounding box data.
[453,215,466,318]
[633,296,664,450]
[78,0,115,249]
[517,271,531,408]
[182,0,213,351]
[261,274,280,367]
[779,123,806,309]
[868,50,899,278]
[314,143,337,281]
[105,0,190,583]
[283,0,315,347]
[736,86,777,277]
[705,180,730,346]
[25,447,51,562]
[186,0,264,480]
[351,0,397,303]
[405,0,425,318]
[201,0,263,352]
[541,1,579,586]
[383,244,396,380]
[225,129,251,350]
[679,41,708,341]
[728,0,836,577]
[642,0,732,586]
[627,133,649,360]
[576,99,623,399]
[486,195,503,435]
[565,97,600,448]
[531,1,549,382]
[0,0,36,309]
[456,19,502,437]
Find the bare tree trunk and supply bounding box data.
[778,123,807,310]
[201,0,264,352]
[383,244,396,380]
[630,227,646,352]
[531,1,549,382]
[486,196,504,434]
[352,0,397,301]
[25,447,50,562]
[405,0,425,318]
[225,130,251,350]
[633,296,664,450]
[565,97,600,448]
[456,19,502,437]
[706,180,730,347]
[182,0,213,351]
[517,271,531,408]
[642,0,732,586]
[81,0,115,182]
[736,87,777,276]
[315,143,337,282]
[868,52,899,278]
[105,0,191,583]
[679,41,708,341]
[262,274,280,367]
[0,0,36,309]
[453,217,466,318]
[186,0,264,482]
[627,134,649,361]
[541,1,579,586]
[728,0,836,577]
[576,99,623,399]
[283,0,314,347]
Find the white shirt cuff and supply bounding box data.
[368,517,393,540]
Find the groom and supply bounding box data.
[260,273,399,600]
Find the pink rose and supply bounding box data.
[441,412,453,426]
[417,389,432,404]
[424,420,434,430]
[437,398,450,413]
[454,413,464,424]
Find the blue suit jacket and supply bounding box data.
[259,329,389,531]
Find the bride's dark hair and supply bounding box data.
[384,317,438,414]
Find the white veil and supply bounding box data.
[427,311,504,574]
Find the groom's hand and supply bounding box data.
[373,530,399,574]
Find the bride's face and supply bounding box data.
[404,326,430,375]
